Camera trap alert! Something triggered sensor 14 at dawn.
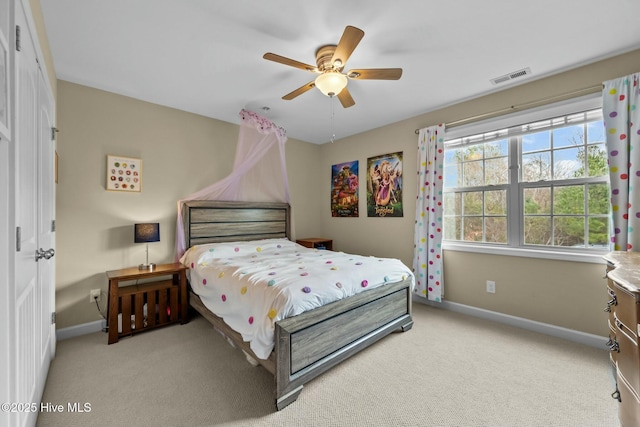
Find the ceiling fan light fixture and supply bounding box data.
[315,71,348,97]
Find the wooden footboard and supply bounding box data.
[189,277,413,410]
[274,277,413,409]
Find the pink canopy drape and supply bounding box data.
[175,109,289,258]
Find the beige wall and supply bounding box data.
[442,251,607,333]
[55,81,321,328]
[319,48,640,337]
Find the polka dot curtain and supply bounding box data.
[413,125,445,301]
[603,73,640,252]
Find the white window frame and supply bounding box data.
[442,93,608,263]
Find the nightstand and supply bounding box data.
[106,262,188,344]
[296,238,333,251]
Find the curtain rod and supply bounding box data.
[414,84,603,134]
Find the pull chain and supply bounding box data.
[330,95,336,143]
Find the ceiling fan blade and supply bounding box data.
[263,53,318,73]
[282,81,316,100]
[331,26,365,68]
[347,68,403,80]
[337,87,355,108]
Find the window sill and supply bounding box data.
[442,242,608,264]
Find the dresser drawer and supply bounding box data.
[616,317,640,396]
[611,281,640,337]
[618,370,640,427]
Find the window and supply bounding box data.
[443,102,609,254]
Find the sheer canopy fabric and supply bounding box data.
[175,110,289,258]
[413,124,445,301]
[603,73,640,252]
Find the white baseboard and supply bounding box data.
[58,302,609,351]
[415,299,608,350]
[56,319,105,341]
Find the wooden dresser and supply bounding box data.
[604,252,640,427]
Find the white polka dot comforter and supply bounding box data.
[180,238,414,359]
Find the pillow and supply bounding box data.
[180,238,295,267]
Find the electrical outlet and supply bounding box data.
[89,289,101,303]
[486,280,496,294]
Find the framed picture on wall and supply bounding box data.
[331,160,359,217]
[367,151,403,217]
[106,155,142,192]
[0,29,9,137]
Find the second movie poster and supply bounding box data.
[367,151,403,217]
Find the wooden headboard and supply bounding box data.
[181,200,291,248]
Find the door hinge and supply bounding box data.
[15,25,21,51]
[51,127,58,141]
[51,220,56,232]
[16,227,21,251]
[51,312,56,324]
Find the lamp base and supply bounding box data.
[138,263,156,270]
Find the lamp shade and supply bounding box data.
[134,223,160,243]
[315,71,348,97]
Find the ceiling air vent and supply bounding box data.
[490,67,532,85]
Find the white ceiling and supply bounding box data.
[40,0,640,144]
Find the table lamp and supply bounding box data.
[134,223,160,270]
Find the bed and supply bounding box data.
[180,200,414,410]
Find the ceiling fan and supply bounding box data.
[263,25,402,108]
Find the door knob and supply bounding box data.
[35,248,55,261]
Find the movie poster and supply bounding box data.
[367,151,403,217]
[331,160,359,217]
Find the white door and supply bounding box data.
[14,1,55,425]
[14,4,40,425]
[0,0,12,425]
[37,67,56,359]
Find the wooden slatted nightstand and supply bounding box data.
[106,263,188,344]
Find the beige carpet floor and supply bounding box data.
[36,302,619,427]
